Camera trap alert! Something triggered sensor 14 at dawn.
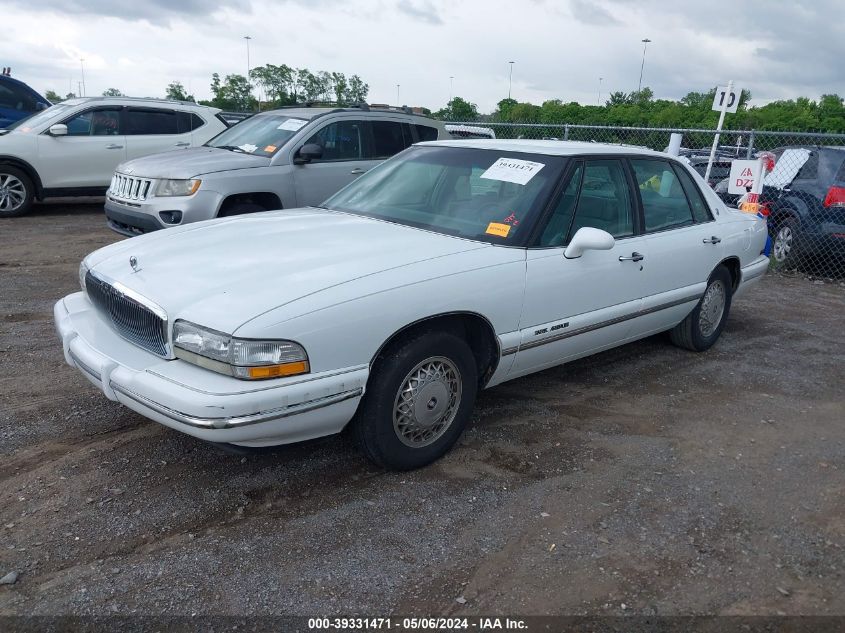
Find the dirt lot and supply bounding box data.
[1,203,844,617]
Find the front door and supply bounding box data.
[37,106,126,189]
[512,159,646,377]
[292,118,380,207]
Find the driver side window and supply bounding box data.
[64,109,122,136]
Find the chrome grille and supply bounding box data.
[109,173,153,202]
[85,271,169,357]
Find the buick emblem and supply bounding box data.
[129,256,139,272]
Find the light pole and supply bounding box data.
[508,61,515,100]
[637,38,651,94]
[79,58,86,97]
[243,36,253,110]
[449,76,454,103]
[598,77,603,106]
[396,84,400,105]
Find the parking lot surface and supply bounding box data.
[1,203,844,616]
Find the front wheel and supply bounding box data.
[0,166,34,218]
[670,266,733,352]
[354,330,478,470]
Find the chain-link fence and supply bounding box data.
[452,122,845,279]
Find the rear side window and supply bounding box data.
[672,164,713,222]
[124,108,179,135]
[415,124,438,142]
[370,121,408,158]
[176,111,205,133]
[631,159,695,232]
[795,151,818,179]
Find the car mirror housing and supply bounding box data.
[563,227,615,259]
[295,143,323,164]
[47,123,68,137]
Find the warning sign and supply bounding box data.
[728,159,763,195]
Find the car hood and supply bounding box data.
[116,146,270,179]
[85,208,492,334]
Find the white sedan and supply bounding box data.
[54,140,769,470]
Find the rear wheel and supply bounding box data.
[0,166,34,218]
[354,330,478,470]
[771,216,801,269]
[670,266,733,352]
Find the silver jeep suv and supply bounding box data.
[105,104,448,235]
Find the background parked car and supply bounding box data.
[445,124,496,139]
[104,104,449,236]
[0,74,51,129]
[0,97,228,217]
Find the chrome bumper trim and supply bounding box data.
[109,381,363,430]
[68,348,102,383]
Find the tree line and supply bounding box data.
[434,88,845,133]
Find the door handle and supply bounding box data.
[106,144,123,150]
[175,142,190,147]
[619,252,645,262]
[349,168,367,175]
[703,236,722,244]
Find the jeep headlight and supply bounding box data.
[79,260,90,293]
[156,179,201,197]
[173,320,309,380]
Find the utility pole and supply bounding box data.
[396,84,400,105]
[244,36,252,110]
[598,77,603,106]
[637,38,651,94]
[449,76,454,103]
[508,61,515,100]
[80,58,86,97]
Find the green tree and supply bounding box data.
[45,90,64,103]
[434,96,479,121]
[345,75,369,104]
[102,88,124,97]
[249,64,294,105]
[165,81,194,102]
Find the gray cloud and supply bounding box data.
[570,0,621,26]
[2,0,250,24]
[396,0,443,25]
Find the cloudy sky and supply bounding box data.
[2,0,842,112]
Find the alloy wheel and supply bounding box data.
[0,174,26,212]
[393,356,462,448]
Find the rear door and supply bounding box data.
[36,106,126,188]
[627,158,723,335]
[123,107,193,161]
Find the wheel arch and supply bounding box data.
[716,256,741,292]
[217,191,282,216]
[0,155,43,197]
[370,312,501,388]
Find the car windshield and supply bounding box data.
[206,114,309,156]
[5,103,74,131]
[324,145,566,245]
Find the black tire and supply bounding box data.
[770,216,801,269]
[354,330,478,471]
[670,266,733,352]
[218,201,266,218]
[0,165,34,218]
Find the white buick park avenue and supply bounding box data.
[54,140,769,470]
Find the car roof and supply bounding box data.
[417,138,670,158]
[58,96,220,112]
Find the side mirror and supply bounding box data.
[563,227,615,259]
[294,143,323,164]
[47,123,68,137]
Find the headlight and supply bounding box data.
[79,260,90,293]
[155,179,201,197]
[173,320,309,380]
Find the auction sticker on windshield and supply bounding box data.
[485,222,512,238]
[278,118,308,131]
[481,157,545,185]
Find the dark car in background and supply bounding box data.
[0,75,51,129]
[725,146,845,272]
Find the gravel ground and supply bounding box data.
[0,202,843,617]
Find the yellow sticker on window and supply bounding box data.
[485,222,511,238]
[264,145,277,153]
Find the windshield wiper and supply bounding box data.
[213,145,247,153]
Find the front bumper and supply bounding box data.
[54,292,367,447]
[105,190,223,236]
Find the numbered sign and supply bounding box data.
[712,85,742,113]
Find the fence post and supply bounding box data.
[746,130,755,159]
[564,124,570,141]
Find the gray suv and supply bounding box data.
[104,104,448,235]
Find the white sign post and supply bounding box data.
[704,81,742,184]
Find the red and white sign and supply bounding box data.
[728,159,764,195]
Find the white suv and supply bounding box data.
[0,97,228,217]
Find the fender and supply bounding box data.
[0,155,43,197]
